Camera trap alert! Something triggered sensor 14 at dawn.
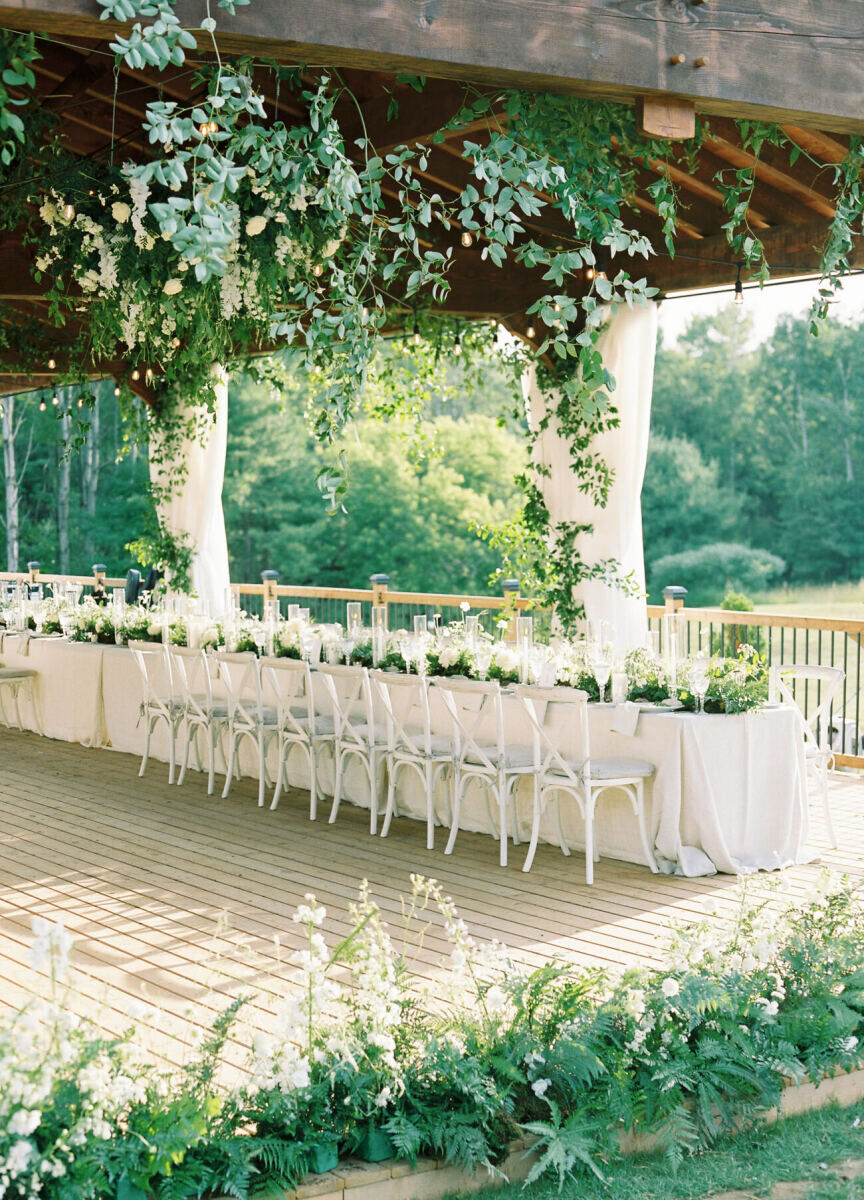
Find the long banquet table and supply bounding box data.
[0,632,809,877]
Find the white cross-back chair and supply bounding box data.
[433,676,535,867]
[129,639,183,784]
[771,663,844,847]
[0,666,40,733]
[316,663,386,834]
[168,645,229,794]
[513,684,657,883]
[262,657,332,818]
[371,670,453,849]
[216,652,279,807]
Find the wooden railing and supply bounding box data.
[4,567,862,769]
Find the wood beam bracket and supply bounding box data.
[637,96,696,141]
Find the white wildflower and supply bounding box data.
[660,977,680,999]
[7,1110,41,1137]
[163,278,183,296]
[531,1077,551,1097]
[111,202,131,223]
[246,215,268,236]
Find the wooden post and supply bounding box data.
[92,562,107,604]
[663,585,688,614]
[501,577,520,643]
[26,560,40,587]
[261,569,279,621]
[370,573,389,607]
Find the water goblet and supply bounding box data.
[593,659,612,704]
[690,657,710,714]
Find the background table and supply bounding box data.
[0,635,809,876]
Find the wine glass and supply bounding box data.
[474,643,492,681]
[690,657,710,714]
[592,658,612,704]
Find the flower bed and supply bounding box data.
[2,872,863,1199]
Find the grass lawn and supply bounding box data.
[450,1100,864,1199]
[752,582,864,620]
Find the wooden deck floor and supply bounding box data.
[0,728,862,1073]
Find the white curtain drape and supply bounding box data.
[525,302,658,654]
[150,364,231,610]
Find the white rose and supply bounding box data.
[494,648,519,673]
[246,215,268,236]
[111,201,131,223]
[163,278,182,295]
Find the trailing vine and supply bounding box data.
[3,5,864,620]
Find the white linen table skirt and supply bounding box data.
[0,638,809,877]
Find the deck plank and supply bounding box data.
[1,728,862,1072]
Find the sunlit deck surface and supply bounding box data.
[1,728,862,1073]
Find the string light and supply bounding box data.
[63,203,75,220]
[39,398,47,412]
[412,320,422,346]
[553,301,562,313]
[207,120,219,134]
[51,394,59,406]
[584,265,596,281]
[145,368,153,384]
[131,368,140,381]
[113,386,121,397]
[453,334,462,356]
[312,263,324,278]
[460,230,473,248]
[734,263,744,306]
[77,396,84,408]
[198,122,210,137]
[47,358,56,370]
[526,324,536,340]
[595,260,608,281]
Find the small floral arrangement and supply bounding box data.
[624,646,669,703]
[678,644,769,713]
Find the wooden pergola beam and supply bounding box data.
[1,1,864,135]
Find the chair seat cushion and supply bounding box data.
[591,756,655,780]
[394,732,453,758]
[464,744,534,769]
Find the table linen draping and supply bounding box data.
[0,636,809,877]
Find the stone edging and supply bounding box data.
[217,1067,864,1200]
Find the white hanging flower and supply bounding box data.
[163,279,183,295]
[246,215,268,236]
[111,202,131,223]
[660,976,680,999]
[531,1077,551,1098]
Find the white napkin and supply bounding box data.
[609,701,640,736]
[17,632,31,657]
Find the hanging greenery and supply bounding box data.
[4,3,864,620]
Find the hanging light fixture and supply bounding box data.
[113,385,121,397]
[63,202,75,220]
[77,396,84,408]
[39,398,47,412]
[734,263,744,306]
[460,230,473,248]
[51,393,59,406]
[47,357,56,370]
[584,264,596,282]
[131,368,140,381]
[207,120,219,134]
[198,122,210,137]
[526,324,536,340]
[595,255,608,282]
[453,334,462,356]
[412,320,422,346]
[553,301,562,313]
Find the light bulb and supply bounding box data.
[47,358,56,370]
[454,335,462,356]
[585,266,596,281]
[595,267,608,281]
[63,203,75,220]
[131,368,140,381]
[77,396,84,408]
[198,122,209,137]
[526,325,536,340]
[734,279,744,305]
[412,322,421,346]
[39,399,47,412]
[460,230,473,248]
[208,120,219,134]
[51,394,59,406]
[553,301,562,313]
[312,263,324,278]
[113,386,121,397]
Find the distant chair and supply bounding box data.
[215,652,279,808]
[0,667,40,733]
[316,663,386,834]
[124,569,142,605]
[128,639,183,784]
[262,657,332,818]
[513,684,657,883]
[433,676,534,868]
[168,645,229,795]
[771,663,845,847]
[371,669,453,850]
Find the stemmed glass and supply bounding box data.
[474,643,492,681]
[690,657,711,714]
[592,657,612,704]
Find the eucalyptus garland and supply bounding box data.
[4,6,864,621]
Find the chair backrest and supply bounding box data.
[261,657,315,738]
[316,663,374,747]
[370,669,432,756]
[513,684,590,785]
[128,639,174,710]
[771,663,845,751]
[214,651,263,727]
[432,676,503,771]
[168,645,216,719]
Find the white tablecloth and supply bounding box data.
[0,635,809,876]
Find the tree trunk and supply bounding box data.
[57,396,72,574]
[2,395,20,571]
[81,389,101,561]
[794,379,808,465]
